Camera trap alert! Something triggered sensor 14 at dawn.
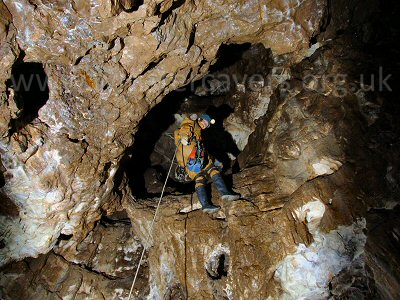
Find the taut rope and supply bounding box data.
[127,143,180,300]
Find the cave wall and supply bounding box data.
[0,0,326,265]
[1,0,399,299]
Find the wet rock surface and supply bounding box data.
[1,0,400,299]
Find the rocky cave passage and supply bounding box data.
[1,0,400,299]
[125,43,255,199]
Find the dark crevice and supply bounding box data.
[198,59,207,71]
[58,234,73,241]
[100,162,112,185]
[111,159,126,199]
[100,216,131,226]
[0,158,5,188]
[55,234,73,247]
[155,0,186,29]
[209,43,252,73]
[137,55,166,78]
[184,68,193,85]
[66,136,80,143]
[310,36,318,45]
[107,37,117,50]
[27,1,38,9]
[0,239,5,250]
[186,24,197,54]
[74,48,92,66]
[100,210,131,226]
[81,139,89,154]
[74,56,84,66]
[122,0,144,12]
[59,234,73,240]
[4,23,10,35]
[111,0,143,16]
[81,263,119,280]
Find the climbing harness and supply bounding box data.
[186,119,207,172]
[175,164,189,182]
[127,142,180,300]
[187,140,205,172]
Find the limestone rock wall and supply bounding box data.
[1,0,399,299]
[0,0,326,265]
[0,221,150,299]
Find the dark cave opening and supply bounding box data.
[125,92,241,199]
[124,43,267,199]
[6,55,49,134]
[124,90,190,199]
[206,252,229,280]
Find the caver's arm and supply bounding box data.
[174,118,195,145]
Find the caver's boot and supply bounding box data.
[212,173,240,201]
[196,185,220,213]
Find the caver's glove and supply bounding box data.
[180,136,190,145]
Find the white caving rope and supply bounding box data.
[127,142,180,300]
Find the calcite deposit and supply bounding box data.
[1,0,400,299]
